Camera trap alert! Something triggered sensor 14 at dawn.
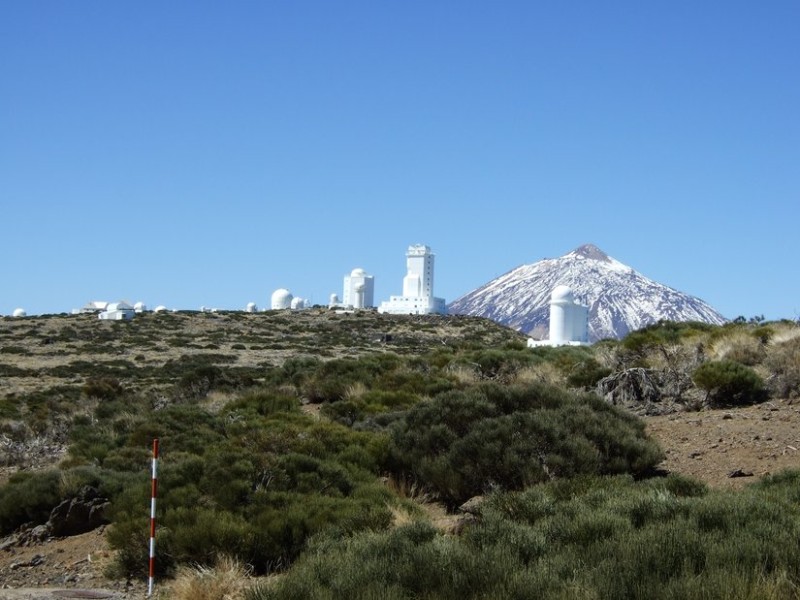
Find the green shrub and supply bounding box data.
[692,360,767,406]
[0,471,62,533]
[389,383,663,507]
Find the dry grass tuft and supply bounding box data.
[514,363,565,386]
[344,381,368,401]
[710,331,764,366]
[447,365,480,385]
[160,556,252,600]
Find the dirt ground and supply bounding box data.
[2,399,799,597]
[646,397,800,489]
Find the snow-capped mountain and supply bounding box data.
[448,244,727,342]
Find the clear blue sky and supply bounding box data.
[2,2,798,320]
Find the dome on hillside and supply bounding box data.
[551,285,575,304]
[271,289,293,310]
[12,308,26,317]
[134,302,147,313]
[245,302,258,313]
[153,305,168,313]
[290,297,305,310]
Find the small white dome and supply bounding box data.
[153,305,168,313]
[134,302,147,312]
[271,289,293,310]
[245,302,258,313]
[329,293,340,305]
[351,268,368,277]
[291,297,305,310]
[551,285,575,304]
[12,308,27,318]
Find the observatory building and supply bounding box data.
[12,308,27,318]
[343,268,375,309]
[271,289,293,310]
[99,301,136,321]
[528,285,589,347]
[378,245,446,315]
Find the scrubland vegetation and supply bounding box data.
[1,310,799,598]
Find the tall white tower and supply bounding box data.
[528,285,589,347]
[402,245,434,299]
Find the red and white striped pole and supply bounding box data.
[147,438,159,597]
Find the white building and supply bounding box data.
[528,285,589,347]
[80,301,109,314]
[245,302,258,313]
[378,244,446,315]
[134,302,147,313]
[99,301,136,321]
[342,268,375,309]
[271,289,293,310]
[12,308,27,318]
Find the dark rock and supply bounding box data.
[47,486,110,537]
[728,469,754,478]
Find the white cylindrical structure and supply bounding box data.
[354,284,365,309]
[329,293,339,307]
[290,297,305,310]
[245,302,257,313]
[549,286,574,344]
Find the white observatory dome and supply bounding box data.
[153,305,168,313]
[551,285,575,304]
[271,289,293,310]
[245,302,258,313]
[12,308,27,318]
[134,302,147,313]
[329,293,340,306]
[290,297,305,310]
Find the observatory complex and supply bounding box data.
[378,245,446,315]
[528,285,589,347]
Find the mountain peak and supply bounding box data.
[569,244,610,261]
[448,247,727,341]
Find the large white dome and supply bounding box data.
[12,308,26,318]
[271,289,293,310]
[551,285,575,304]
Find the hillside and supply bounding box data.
[1,312,799,599]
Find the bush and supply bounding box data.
[0,471,62,533]
[692,360,767,406]
[251,474,800,599]
[388,383,663,507]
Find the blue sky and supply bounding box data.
[2,2,798,320]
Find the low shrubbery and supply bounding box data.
[252,473,800,600]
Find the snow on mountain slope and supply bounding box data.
[448,244,727,342]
